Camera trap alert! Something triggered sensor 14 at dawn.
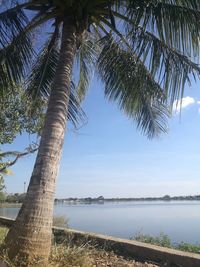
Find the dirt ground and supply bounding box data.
[91,250,160,267]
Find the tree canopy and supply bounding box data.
[0,87,45,144]
[1,1,200,138]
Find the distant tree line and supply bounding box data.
[55,194,200,204]
[0,193,26,203]
[1,193,200,205]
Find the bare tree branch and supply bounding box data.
[0,145,38,173]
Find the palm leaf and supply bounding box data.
[76,33,99,102]
[98,37,169,138]
[110,8,200,105]
[128,28,200,104]
[0,6,32,95]
[0,3,57,97]
[69,82,86,127]
[0,31,33,94]
[26,39,59,100]
[127,0,200,57]
[26,34,85,127]
[0,6,29,47]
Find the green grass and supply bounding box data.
[176,242,200,254]
[134,232,171,247]
[133,232,200,254]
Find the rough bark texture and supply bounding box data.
[4,20,76,266]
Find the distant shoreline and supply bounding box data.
[55,194,200,203]
[1,194,200,207]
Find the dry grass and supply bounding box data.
[52,216,69,228]
[0,228,92,267]
[0,228,8,245]
[0,227,159,267]
[0,245,92,267]
[49,244,93,267]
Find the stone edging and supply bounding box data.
[0,216,200,267]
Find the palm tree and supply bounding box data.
[1,0,200,265]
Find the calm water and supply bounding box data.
[0,201,200,244]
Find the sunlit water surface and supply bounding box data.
[0,201,199,244]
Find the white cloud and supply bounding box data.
[173,96,195,113]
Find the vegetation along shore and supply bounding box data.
[55,194,200,204]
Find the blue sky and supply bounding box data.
[3,77,200,198]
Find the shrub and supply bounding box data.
[133,232,171,248]
[132,232,200,254]
[177,242,200,254]
[53,216,69,228]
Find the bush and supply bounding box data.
[133,232,171,248]
[177,242,200,254]
[53,216,69,228]
[132,232,200,254]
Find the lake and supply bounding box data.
[0,201,199,244]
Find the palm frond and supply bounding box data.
[109,8,200,105]
[26,37,59,100]
[0,30,33,94]
[126,0,200,57]
[98,37,169,138]
[0,4,57,97]
[0,7,52,96]
[69,82,86,127]
[76,33,99,102]
[26,34,85,127]
[129,28,200,104]
[0,6,29,47]
[0,5,32,95]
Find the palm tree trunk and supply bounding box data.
[4,20,77,266]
